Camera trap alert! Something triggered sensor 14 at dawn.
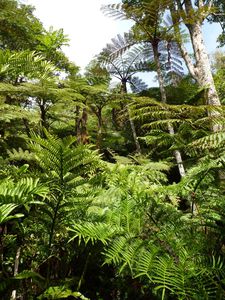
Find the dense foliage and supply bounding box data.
[0,1,225,299]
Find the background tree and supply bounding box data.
[121,0,222,120]
[98,43,154,152]
[0,0,44,51]
[207,0,225,46]
[36,26,71,71]
[101,2,186,176]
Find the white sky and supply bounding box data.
[24,0,224,86]
[25,0,133,71]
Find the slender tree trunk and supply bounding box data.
[75,105,80,136]
[152,43,167,104]
[80,107,89,145]
[23,118,31,138]
[112,108,119,129]
[152,42,186,178]
[76,106,89,144]
[121,78,141,153]
[11,247,21,300]
[96,107,103,149]
[0,226,4,274]
[77,252,91,291]
[168,125,186,177]
[127,107,141,153]
[39,101,48,130]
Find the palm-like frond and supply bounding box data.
[29,132,102,184]
[0,101,33,122]
[99,33,137,62]
[100,1,184,81]
[0,177,48,206]
[101,3,127,21]
[69,221,120,245]
[189,132,225,153]
[0,204,23,225]
[0,50,56,82]
[129,76,149,93]
[130,96,225,150]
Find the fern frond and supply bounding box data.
[135,246,159,279]
[101,4,127,21]
[0,177,48,206]
[29,132,102,183]
[0,204,23,224]
[104,236,128,265]
[7,148,36,162]
[0,50,56,81]
[188,132,225,153]
[68,222,120,245]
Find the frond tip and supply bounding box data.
[101,4,127,20]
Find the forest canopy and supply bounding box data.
[0,1,225,299]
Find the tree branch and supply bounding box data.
[179,43,197,79]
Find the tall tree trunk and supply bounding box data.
[152,42,186,178]
[152,43,167,104]
[112,108,119,129]
[173,0,221,131]
[187,22,220,107]
[121,78,141,153]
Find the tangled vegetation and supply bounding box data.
[0,0,225,299]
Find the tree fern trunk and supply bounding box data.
[39,100,48,129]
[127,106,141,153]
[77,107,89,144]
[75,105,80,136]
[96,107,103,149]
[81,107,89,144]
[152,42,186,178]
[168,125,186,178]
[152,43,167,104]
[121,79,141,153]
